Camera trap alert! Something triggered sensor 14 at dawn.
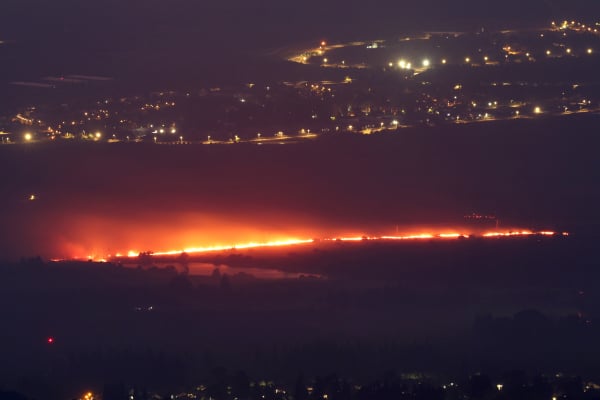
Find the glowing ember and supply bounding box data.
[482,230,534,237]
[128,239,315,258]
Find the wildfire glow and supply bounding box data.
[97,229,565,262]
[152,238,314,256]
[482,230,534,237]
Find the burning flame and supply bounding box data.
[86,229,564,262]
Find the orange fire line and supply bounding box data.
[89,230,563,262]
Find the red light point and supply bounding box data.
[47,337,54,344]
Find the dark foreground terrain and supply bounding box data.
[1,232,600,398]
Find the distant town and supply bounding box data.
[30,370,600,400]
[1,21,599,145]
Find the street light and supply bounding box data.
[24,132,32,142]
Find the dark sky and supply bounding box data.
[2,0,600,49]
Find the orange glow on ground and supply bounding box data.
[151,238,315,256]
[73,229,565,262]
[482,230,534,237]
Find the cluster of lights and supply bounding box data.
[555,20,599,34]
[81,391,94,400]
[395,58,431,70]
[398,60,412,69]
